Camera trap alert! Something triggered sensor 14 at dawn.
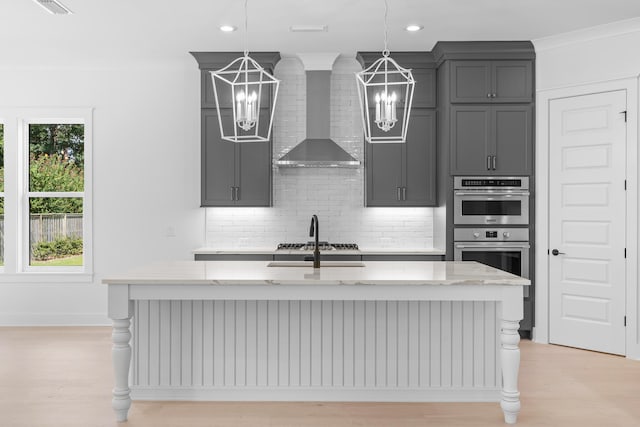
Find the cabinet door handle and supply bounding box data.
[487,93,492,98]
[397,187,401,201]
[235,187,240,201]
[492,155,497,170]
[492,93,497,98]
[402,187,407,201]
[231,187,235,201]
[487,155,491,170]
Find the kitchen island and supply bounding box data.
[104,261,529,424]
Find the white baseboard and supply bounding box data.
[131,387,502,402]
[0,313,110,326]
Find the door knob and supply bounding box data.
[551,249,565,256]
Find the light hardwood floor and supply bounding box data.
[1,327,639,427]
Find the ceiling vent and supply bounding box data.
[33,0,73,15]
[289,25,328,33]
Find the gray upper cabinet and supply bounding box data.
[191,52,280,207]
[450,104,532,175]
[356,51,438,208]
[366,109,436,206]
[450,60,532,103]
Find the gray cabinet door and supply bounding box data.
[492,105,532,174]
[202,109,236,206]
[450,60,532,103]
[450,105,532,175]
[450,105,492,174]
[404,109,437,206]
[236,109,272,206]
[450,61,492,103]
[366,141,404,206]
[492,61,533,103]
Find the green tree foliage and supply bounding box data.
[29,124,84,214]
[29,124,84,165]
[29,154,83,213]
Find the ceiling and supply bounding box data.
[3,0,640,65]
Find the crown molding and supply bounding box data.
[533,17,640,52]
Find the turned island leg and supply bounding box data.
[108,284,134,422]
[500,319,521,424]
[112,317,132,422]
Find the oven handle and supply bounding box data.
[454,191,530,196]
[455,244,530,249]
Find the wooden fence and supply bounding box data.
[0,214,83,260]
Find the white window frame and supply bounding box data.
[0,108,93,282]
[0,122,4,272]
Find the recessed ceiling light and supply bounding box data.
[33,0,72,15]
[290,25,328,33]
[220,25,237,32]
[405,24,424,32]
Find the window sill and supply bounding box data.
[0,272,94,284]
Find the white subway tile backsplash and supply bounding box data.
[205,55,434,250]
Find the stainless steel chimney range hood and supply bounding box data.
[275,54,361,168]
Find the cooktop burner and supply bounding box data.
[277,242,359,251]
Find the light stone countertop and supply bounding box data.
[103,260,529,286]
[192,247,447,256]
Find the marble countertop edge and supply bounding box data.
[193,247,447,255]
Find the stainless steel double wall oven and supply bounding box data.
[453,177,532,334]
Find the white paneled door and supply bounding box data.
[549,90,627,355]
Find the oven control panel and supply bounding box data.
[454,228,528,241]
[454,176,529,190]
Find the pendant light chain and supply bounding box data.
[382,0,389,57]
[243,0,249,57]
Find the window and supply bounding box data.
[0,109,92,280]
[27,123,85,269]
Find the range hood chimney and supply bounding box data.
[275,53,361,168]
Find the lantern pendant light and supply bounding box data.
[210,0,280,143]
[355,0,415,143]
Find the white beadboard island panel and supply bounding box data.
[104,260,527,423]
[131,300,500,399]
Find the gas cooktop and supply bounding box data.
[277,242,359,251]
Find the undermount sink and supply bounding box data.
[267,261,366,267]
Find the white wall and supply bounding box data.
[534,18,640,90]
[0,58,204,325]
[205,56,436,250]
[533,17,640,358]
